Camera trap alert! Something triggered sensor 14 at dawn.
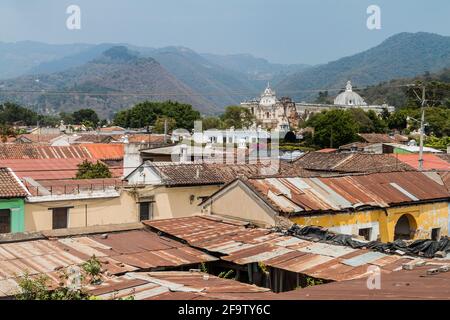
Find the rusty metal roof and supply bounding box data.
[0,229,216,298]
[144,216,415,282]
[0,144,93,159]
[278,264,450,300]
[87,271,277,300]
[245,171,449,214]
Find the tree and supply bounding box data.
[72,109,100,126]
[153,116,177,134]
[76,160,112,179]
[220,106,254,129]
[201,116,222,130]
[305,109,358,148]
[113,101,200,130]
[0,125,17,143]
[15,256,132,300]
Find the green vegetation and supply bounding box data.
[305,109,359,148]
[15,255,133,300]
[113,101,201,130]
[219,106,254,129]
[0,102,59,126]
[76,160,112,179]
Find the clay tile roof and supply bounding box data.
[15,134,64,144]
[293,152,415,173]
[358,133,409,144]
[73,134,113,144]
[0,168,28,198]
[149,162,271,186]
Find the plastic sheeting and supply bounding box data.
[285,225,450,259]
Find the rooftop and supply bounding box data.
[293,152,415,173]
[0,168,28,198]
[392,154,450,171]
[0,227,216,298]
[143,216,420,282]
[245,171,449,214]
[87,271,276,300]
[280,264,450,300]
[358,133,409,144]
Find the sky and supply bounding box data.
[0,0,449,65]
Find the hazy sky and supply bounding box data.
[0,0,448,64]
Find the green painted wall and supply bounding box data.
[393,147,412,154]
[0,198,25,233]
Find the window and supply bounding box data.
[139,202,153,221]
[52,207,69,229]
[358,227,372,241]
[431,228,441,241]
[0,209,11,234]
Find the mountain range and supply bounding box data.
[0,32,449,118]
[277,32,450,101]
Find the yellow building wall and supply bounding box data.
[290,202,449,243]
[137,185,222,220]
[205,184,276,227]
[24,191,139,232]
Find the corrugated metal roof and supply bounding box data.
[81,144,124,160]
[0,144,93,159]
[392,154,450,170]
[0,229,216,298]
[278,264,450,300]
[87,271,277,300]
[246,171,449,214]
[144,216,415,282]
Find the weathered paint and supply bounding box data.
[290,201,449,242]
[24,191,138,231]
[0,198,25,233]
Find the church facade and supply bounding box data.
[241,84,299,132]
[242,81,395,132]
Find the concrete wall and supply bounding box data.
[24,191,138,232]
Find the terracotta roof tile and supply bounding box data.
[294,152,415,173]
[0,168,28,198]
[358,133,408,144]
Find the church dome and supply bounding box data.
[334,81,367,106]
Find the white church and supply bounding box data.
[242,81,395,131]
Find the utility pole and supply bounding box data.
[418,85,426,171]
[163,118,168,144]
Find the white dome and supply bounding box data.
[334,81,367,106]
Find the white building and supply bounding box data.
[241,83,298,133]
